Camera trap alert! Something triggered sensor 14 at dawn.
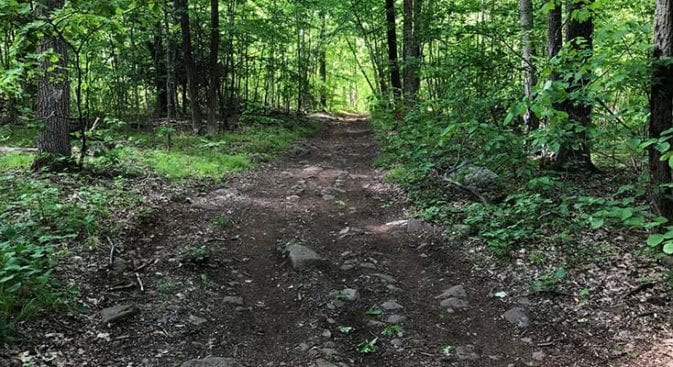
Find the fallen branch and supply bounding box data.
[106,236,115,268]
[0,147,37,154]
[441,174,491,206]
[133,258,158,272]
[107,283,135,292]
[135,272,144,292]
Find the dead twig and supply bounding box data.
[133,258,158,272]
[107,283,135,292]
[135,272,144,292]
[441,174,491,206]
[624,282,656,299]
[106,236,115,268]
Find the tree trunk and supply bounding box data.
[403,0,421,106]
[175,0,201,133]
[553,0,597,171]
[150,23,167,117]
[520,0,538,131]
[319,13,327,110]
[385,0,402,101]
[207,0,220,136]
[650,0,673,218]
[33,0,71,170]
[547,1,562,69]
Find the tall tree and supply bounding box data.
[175,0,201,133]
[547,1,562,81]
[206,0,220,136]
[403,0,422,105]
[519,0,537,130]
[385,0,402,100]
[33,0,71,170]
[553,0,596,171]
[650,0,673,218]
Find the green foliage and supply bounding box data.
[531,268,567,294]
[182,245,209,265]
[357,337,378,354]
[211,215,232,229]
[0,173,142,340]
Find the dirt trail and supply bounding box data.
[7,117,597,366]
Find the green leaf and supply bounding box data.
[664,242,673,255]
[648,234,665,247]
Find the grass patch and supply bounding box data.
[0,152,32,170]
[0,125,38,147]
[116,120,316,180]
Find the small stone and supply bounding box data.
[386,315,407,324]
[297,343,310,352]
[532,351,546,361]
[391,339,403,348]
[367,320,386,328]
[321,329,332,338]
[101,304,139,324]
[180,357,239,367]
[440,297,469,310]
[386,284,403,293]
[110,258,129,276]
[326,318,336,324]
[222,296,244,306]
[455,345,479,361]
[287,244,323,270]
[315,359,338,367]
[188,314,207,326]
[286,195,300,202]
[331,288,359,302]
[373,273,396,283]
[320,348,338,357]
[406,219,435,235]
[359,262,376,269]
[435,285,467,300]
[503,307,530,328]
[381,300,403,311]
[340,264,355,271]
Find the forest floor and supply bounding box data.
[2,116,672,366]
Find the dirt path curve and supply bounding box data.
[74,117,570,366]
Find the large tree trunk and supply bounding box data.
[319,13,327,110]
[385,0,402,101]
[650,0,673,218]
[175,0,201,133]
[547,1,562,73]
[553,0,597,171]
[403,0,421,106]
[520,0,538,131]
[33,0,71,170]
[207,0,220,136]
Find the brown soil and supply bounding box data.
[2,117,644,366]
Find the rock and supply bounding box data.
[297,343,310,352]
[359,262,376,269]
[391,338,404,349]
[386,284,403,293]
[532,351,546,361]
[332,288,359,302]
[321,329,332,338]
[381,300,403,311]
[436,285,467,300]
[448,164,500,192]
[373,273,396,283]
[448,224,473,237]
[222,296,244,306]
[287,244,323,270]
[315,359,338,367]
[367,320,386,328]
[503,307,530,328]
[386,315,407,324]
[101,304,139,324]
[110,258,129,276]
[188,314,207,326]
[455,345,480,361]
[214,188,240,198]
[440,297,469,311]
[286,195,300,202]
[340,264,355,271]
[181,357,239,367]
[338,226,365,239]
[406,219,435,235]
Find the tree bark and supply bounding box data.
[520,0,538,131]
[175,0,201,133]
[403,0,421,106]
[319,13,327,110]
[385,0,402,101]
[650,0,673,218]
[207,0,220,136]
[553,0,597,171]
[150,23,167,117]
[34,0,71,170]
